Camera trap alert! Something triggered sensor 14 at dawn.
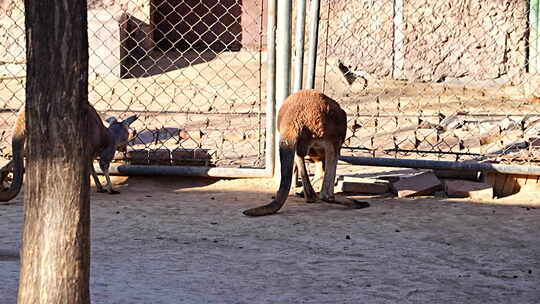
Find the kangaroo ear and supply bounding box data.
[105,116,118,125]
[122,115,138,126]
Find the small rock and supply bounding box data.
[391,171,442,198]
[345,235,351,240]
[337,177,390,194]
[444,179,493,200]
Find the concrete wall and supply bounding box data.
[326,0,529,82]
[0,0,530,82]
[319,0,395,78]
[402,0,528,82]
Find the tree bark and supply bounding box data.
[18,0,90,303]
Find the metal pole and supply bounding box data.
[102,164,272,178]
[293,0,307,92]
[275,0,293,179]
[339,156,540,176]
[306,0,321,89]
[276,0,292,103]
[529,0,540,73]
[392,0,404,79]
[265,0,277,177]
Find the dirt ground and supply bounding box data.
[1,165,539,304]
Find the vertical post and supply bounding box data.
[392,0,405,79]
[293,0,307,92]
[306,0,321,89]
[529,0,540,73]
[19,0,91,302]
[265,0,277,176]
[275,0,293,178]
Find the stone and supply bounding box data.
[434,169,479,181]
[126,149,148,165]
[443,179,493,200]
[480,172,519,198]
[391,171,442,198]
[148,149,171,165]
[172,149,212,166]
[337,177,390,194]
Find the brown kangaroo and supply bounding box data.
[243,89,348,216]
[0,104,137,201]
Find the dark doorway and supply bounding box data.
[151,0,243,52]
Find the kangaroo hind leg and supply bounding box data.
[90,162,107,193]
[319,142,338,202]
[295,154,317,203]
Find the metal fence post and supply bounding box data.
[293,0,307,92]
[265,0,277,177]
[306,0,321,89]
[392,0,405,79]
[530,0,540,73]
[274,0,293,179]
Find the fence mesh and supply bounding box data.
[0,0,267,168]
[4,0,540,170]
[313,0,540,166]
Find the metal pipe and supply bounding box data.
[275,0,293,179]
[100,164,271,178]
[529,0,540,73]
[306,0,321,89]
[276,0,292,104]
[339,156,540,176]
[392,0,404,79]
[265,0,277,177]
[293,0,307,92]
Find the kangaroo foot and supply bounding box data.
[108,190,120,195]
[97,188,108,193]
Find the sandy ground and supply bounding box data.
[1,165,539,304]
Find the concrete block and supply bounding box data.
[480,172,520,198]
[528,137,540,148]
[391,171,442,198]
[172,149,212,166]
[126,149,148,165]
[443,179,493,200]
[338,177,390,194]
[434,169,479,181]
[148,149,171,165]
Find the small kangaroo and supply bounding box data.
[243,89,348,216]
[0,104,137,201]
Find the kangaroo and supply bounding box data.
[243,89,348,216]
[0,104,137,201]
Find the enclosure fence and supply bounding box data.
[310,0,540,173]
[1,0,271,176]
[2,0,540,176]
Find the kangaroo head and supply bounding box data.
[105,115,139,151]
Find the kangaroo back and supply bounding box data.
[278,89,347,156]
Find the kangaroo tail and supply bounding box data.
[243,140,295,216]
[0,128,25,201]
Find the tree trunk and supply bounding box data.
[18,0,90,303]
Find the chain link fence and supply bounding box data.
[311,0,540,167]
[0,0,267,169]
[4,0,540,173]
